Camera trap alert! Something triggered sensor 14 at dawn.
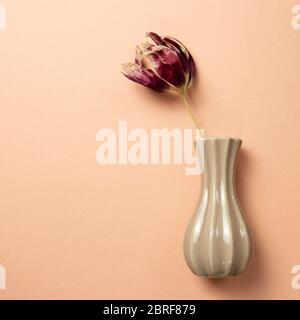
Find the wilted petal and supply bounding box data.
[139,41,155,52]
[142,46,186,90]
[146,32,188,75]
[163,36,196,87]
[121,63,170,92]
[122,33,196,94]
[135,42,155,65]
[135,46,142,65]
[146,32,193,89]
[146,32,165,46]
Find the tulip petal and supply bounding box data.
[163,36,196,87]
[146,32,165,46]
[135,46,144,66]
[121,63,170,92]
[142,46,187,90]
[122,32,196,94]
[147,33,192,89]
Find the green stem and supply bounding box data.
[181,93,201,129]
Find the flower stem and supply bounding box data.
[181,93,201,129]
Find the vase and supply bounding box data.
[183,137,252,278]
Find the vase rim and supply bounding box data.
[197,136,242,143]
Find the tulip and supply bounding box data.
[122,32,200,128]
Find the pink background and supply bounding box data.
[0,0,300,299]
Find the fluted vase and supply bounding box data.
[184,137,252,278]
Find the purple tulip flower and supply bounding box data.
[122,32,196,94]
[122,32,200,128]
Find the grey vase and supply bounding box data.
[183,137,252,278]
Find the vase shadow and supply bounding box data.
[194,148,265,296]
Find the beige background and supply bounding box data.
[0,0,299,299]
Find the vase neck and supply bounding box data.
[201,138,241,186]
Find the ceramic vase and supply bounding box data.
[184,137,252,278]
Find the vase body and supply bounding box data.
[184,137,252,278]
